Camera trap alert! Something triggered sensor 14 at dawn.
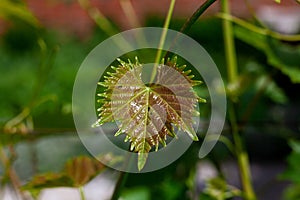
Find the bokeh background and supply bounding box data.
[1,0,300,199]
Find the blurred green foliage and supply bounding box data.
[0,0,39,27]
[0,2,299,199]
[281,140,300,199]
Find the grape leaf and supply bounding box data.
[22,173,73,198]
[65,156,105,187]
[94,57,203,171]
[22,156,107,197]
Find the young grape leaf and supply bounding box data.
[22,156,107,197]
[22,173,74,198]
[94,57,203,171]
[65,156,105,187]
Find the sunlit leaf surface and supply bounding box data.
[95,57,203,170]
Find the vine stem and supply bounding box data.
[150,0,177,82]
[78,0,116,36]
[163,0,217,60]
[228,105,256,200]
[221,0,256,199]
[110,151,133,200]
[119,0,140,28]
[79,186,86,200]
[180,0,216,33]
[221,0,238,83]
[111,170,129,200]
[1,38,56,200]
[217,13,300,42]
[0,146,29,200]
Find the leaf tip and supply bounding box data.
[192,80,203,86]
[198,97,207,103]
[138,152,148,171]
[135,56,140,65]
[193,136,199,141]
[91,121,100,128]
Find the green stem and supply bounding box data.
[221,0,238,83]
[222,0,256,199]
[110,171,129,200]
[229,106,256,200]
[217,13,300,42]
[163,0,217,60]
[0,146,29,200]
[150,0,176,82]
[79,186,86,200]
[110,151,134,200]
[119,0,140,28]
[78,0,116,36]
[180,0,217,34]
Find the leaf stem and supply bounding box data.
[78,0,117,36]
[110,152,133,200]
[119,0,140,28]
[163,0,217,60]
[150,0,177,82]
[229,105,256,200]
[79,186,86,200]
[221,0,238,83]
[217,13,300,42]
[110,170,129,200]
[180,0,217,34]
[0,146,29,200]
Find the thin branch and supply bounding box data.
[151,0,177,82]
[180,0,217,34]
[110,170,128,200]
[163,0,217,60]
[222,0,256,199]
[222,0,238,83]
[78,0,132,52]
[217,13,300,42]
[78,0,117,36]
[0,147,29,200]
[119,0,140,28]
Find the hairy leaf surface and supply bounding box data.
[95,57,203,170]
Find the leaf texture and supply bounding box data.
[95,57,203,170]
